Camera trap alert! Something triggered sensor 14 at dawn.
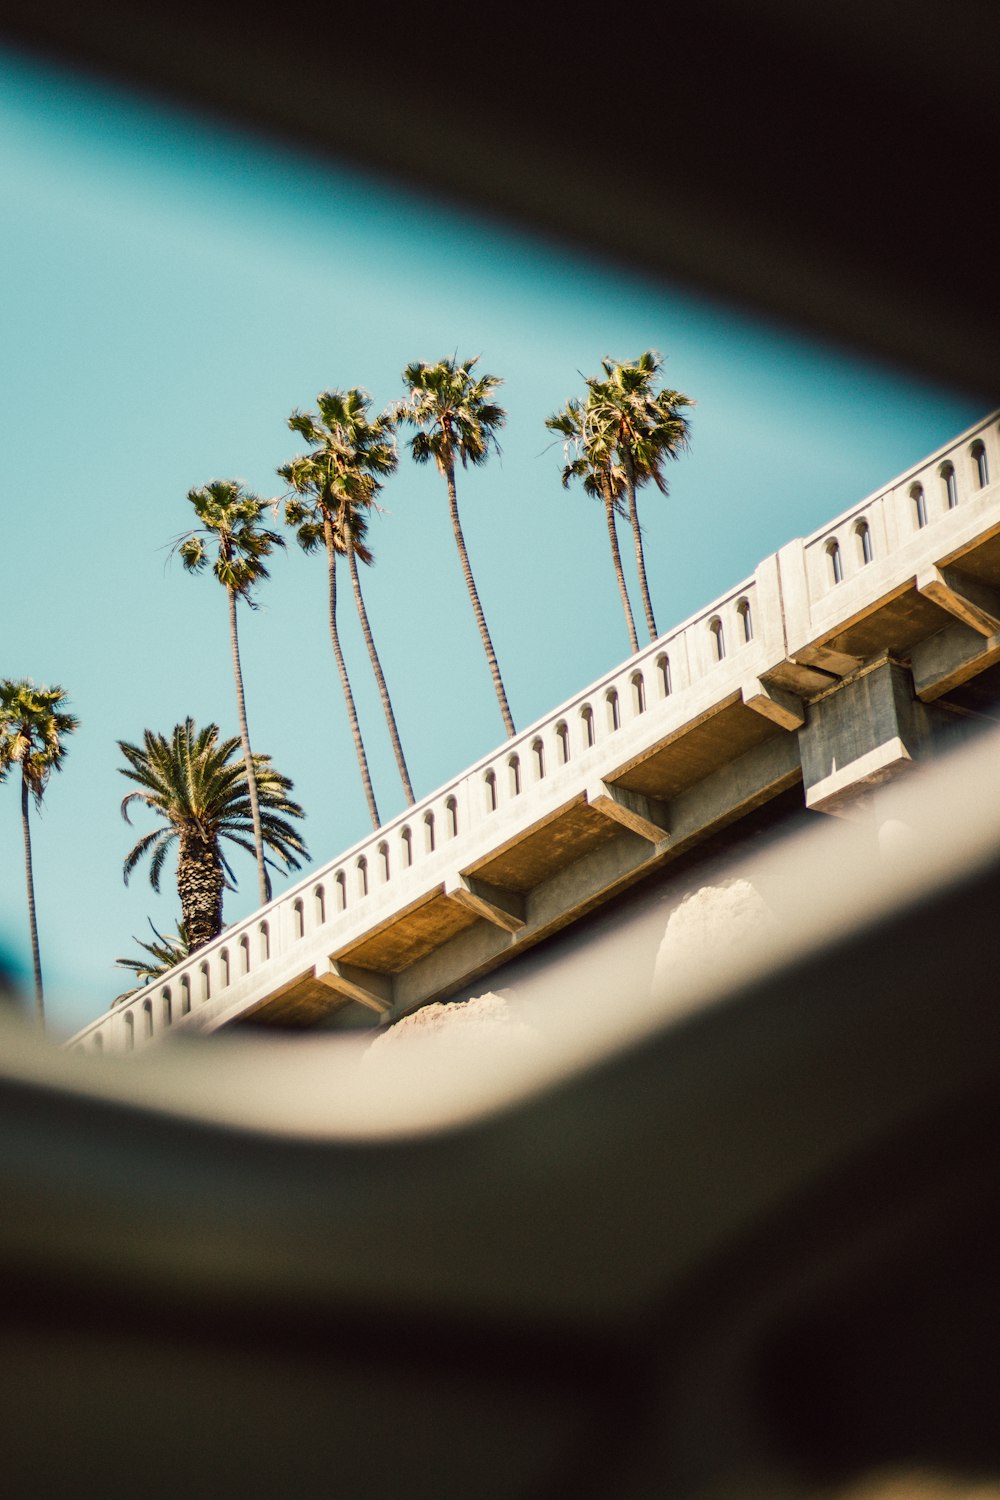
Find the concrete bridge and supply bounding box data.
[71,412,1000,1054]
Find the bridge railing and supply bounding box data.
[766,413,1000,666]
[803,416,998,610]
[69,412,1000,1055]
[72,565,783,1054]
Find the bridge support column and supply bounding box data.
[798,655,944,817]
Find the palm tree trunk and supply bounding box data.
[21,773,44,1028]
[228,586,271,906]
[325,518,380,828]
[444,461,516,738]
[622,448,658,641]
[178,830,225,950]
[346,535,415,805]
[604,487,640,654]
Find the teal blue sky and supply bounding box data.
[0,46,984,1036]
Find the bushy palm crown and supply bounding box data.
[396,355,506,471]
[584,349,692,492]
[0,679,79,804]
[119,719,307,892]
[546,398,628,511]
[175,480,284,598]
[279,387,395,558]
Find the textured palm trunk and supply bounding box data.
[228,587,271,906]
[346,534,415,805]
[604,486,640,654]
[21,774,44,1027]
[178,829,225,950]
[444,460,516,738]
[325,517,380,828]
[622,448,658,641]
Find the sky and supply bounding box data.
[0,44,985,1038]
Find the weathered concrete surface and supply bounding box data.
[911,620,1000,701]
[799,657,948,814]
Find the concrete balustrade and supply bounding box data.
[69,412,1000,1054]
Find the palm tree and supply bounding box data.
[0,678,79,1027]
[119,718,308,952]
[545,397,640,654]
[585,351,693,642]
[113,919,192,1004]
[395,355,516,738]
[280,387,414,821]
[174,480,284,905]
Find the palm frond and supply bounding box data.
[122,826,173,887]
[112,919,193,1004]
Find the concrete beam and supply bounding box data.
[741,677,805,730]
[668,733,802,846]
[445,873,526,933]
[393,826,666,1019]
[917,565,1000,637]
[314,959,394,1014]
[389,734,801,1019]
[586,780,670,844]
[911,622,1000,701]
[792,644,863,678]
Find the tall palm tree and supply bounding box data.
[280,466,379,829]
[119,718,307,952]
[585,350,693,642]
[280,387,414,820]
[395,355,516,738]
[174,480,284,905]
[545,397,640,654]
[0,678,79,1026]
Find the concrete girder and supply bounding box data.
[389,737,802,1019]
[314,959,394,1014]
[741,677,805,730]
[586,780,670,845]
[911,623,1000,702]
[445,874,526,933]
[917,564,1000,637]
[790,644,864,678]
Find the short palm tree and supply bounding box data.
[113,919,192,1004]
[395,355,516,738]
[0,678,79,1026]
[280,387,413,823]
[585,351,693,642]
[174,480,284,905]
[545,397,640,654]
[119,718,308,952]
